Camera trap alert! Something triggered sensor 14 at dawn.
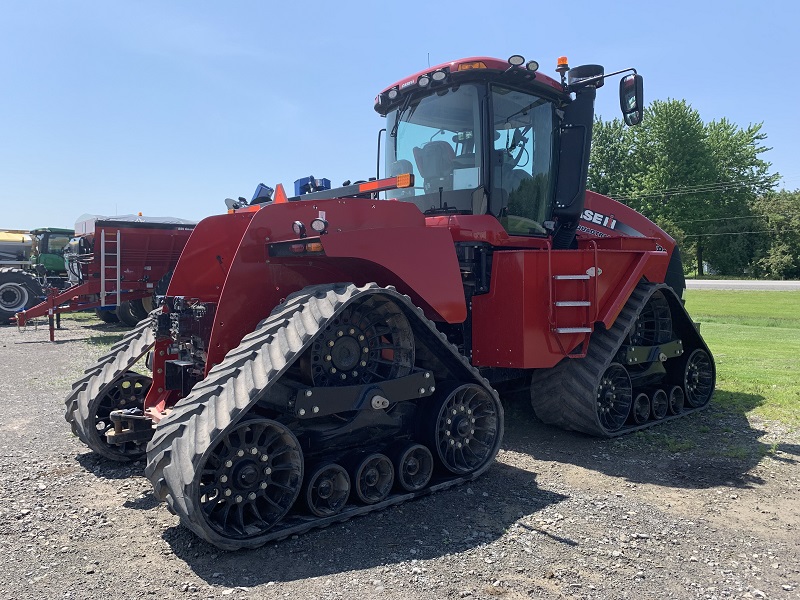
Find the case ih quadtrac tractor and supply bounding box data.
[65,55,715,550]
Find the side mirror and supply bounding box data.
[619,74,644,126]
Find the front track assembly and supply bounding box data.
[64,314,155,460]
[145,284,503,550]
[530,282,715,437]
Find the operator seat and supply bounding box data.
[413,141,455,194]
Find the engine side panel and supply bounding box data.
[471,243,666,369]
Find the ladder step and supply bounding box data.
[554,327,592,334]
[553,274,590,280]
[555,301,591,307]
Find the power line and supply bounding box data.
[605,176,778,203]
[672,214,800,224]
[684,230,777,238]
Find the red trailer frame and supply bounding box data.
[16,219,194,328]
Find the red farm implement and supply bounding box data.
[16,216,194,334]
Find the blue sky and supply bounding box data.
[1,1,797,230]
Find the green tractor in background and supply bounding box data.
[0,227,74,323]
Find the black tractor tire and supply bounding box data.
[95,308,120,323]
[129,298,150,321]
[116,301,144,327]
[0,267,44,324]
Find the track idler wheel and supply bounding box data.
[684,349,714,408]
[196,419,303,540]
[429,383,502,475]
[83,371,151,460]
[352,453,394,504]
[631,392,650,425]
[393,443,434,492]
[669,385,685,415]
[651,388,669,420]
[303,463,350,517]
[595,363,633,433]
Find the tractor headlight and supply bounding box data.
[292,221,306,238]
[310,218,328,234]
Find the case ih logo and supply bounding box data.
[581,209,617,230]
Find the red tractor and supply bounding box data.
[65,55,715,550]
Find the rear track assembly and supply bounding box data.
[530,282,715,437]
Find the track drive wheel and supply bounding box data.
[303,463,350,517]
[595,363,632,433]
[309,295,413,386]
[627,290,672,346]
[352,453,394,504]
[683,349,714,407]
[393,443,434,492]
[193,419,303,542]
[429,383,502,475]
[77,371,151,460]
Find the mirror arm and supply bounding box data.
[566,67,638,92]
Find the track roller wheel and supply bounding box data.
[195,419,303,541]
[430,384,502,475]
[651,388,669,420]
[393,443,434,492]
[595,364,632,433]
[352,453,394,504]
[684,349,714,408]
[668,385,685,415]
[303,463,350,517]
[80,371,151,460]
[309,296,413,387]
[631,392,650,425]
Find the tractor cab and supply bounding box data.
[29,227,73,275]
[376,55,643,244]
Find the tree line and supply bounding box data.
[588,99,799,278]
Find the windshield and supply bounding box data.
[384,84,484,214]
[491,86,557,236]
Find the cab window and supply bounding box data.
[491,86,557,236]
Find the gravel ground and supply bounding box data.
[1,317,798,600]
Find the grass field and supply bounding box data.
[684,289,800,428]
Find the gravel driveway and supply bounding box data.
[1,317,798,599]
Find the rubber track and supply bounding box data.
[144,283,503,551]
[530,282,710,437]
[64,313,155,458]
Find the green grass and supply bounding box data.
[684,290,800,428]
[87,333,125,347]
